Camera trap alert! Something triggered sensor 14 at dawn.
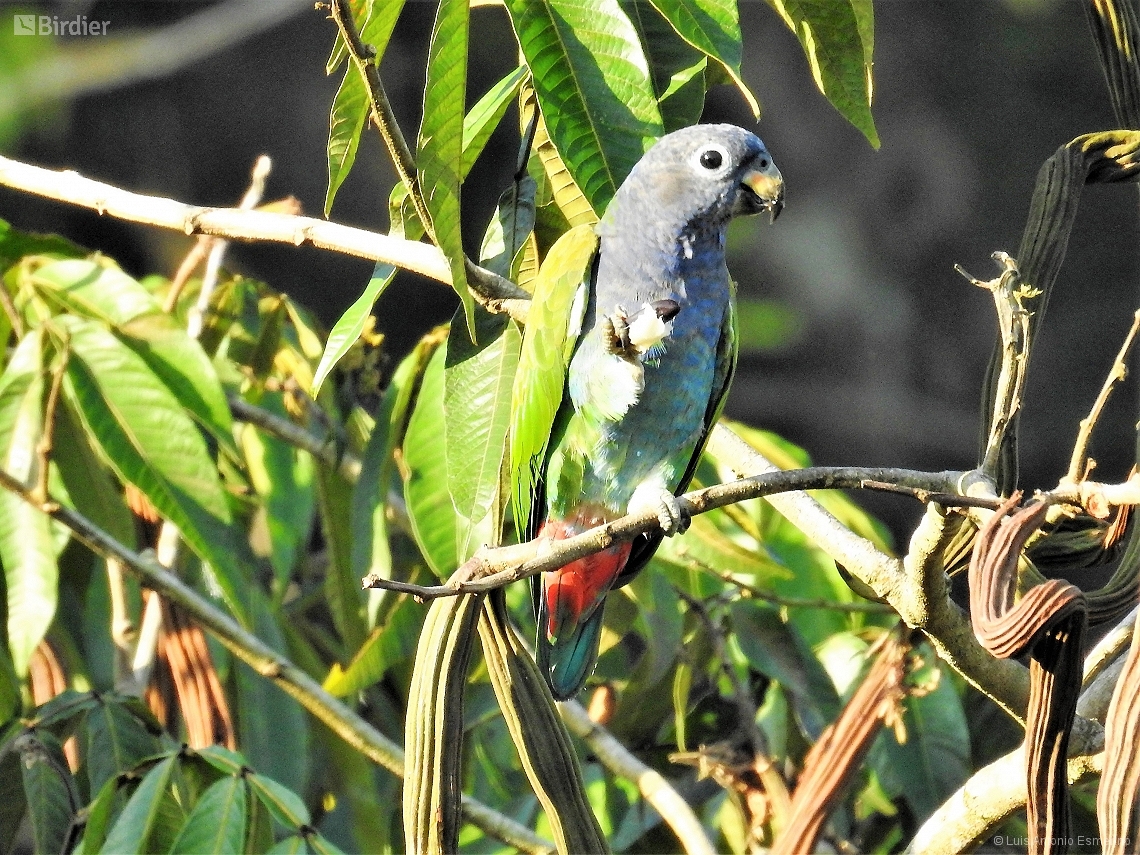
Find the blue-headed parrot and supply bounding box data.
[530,124,784,699]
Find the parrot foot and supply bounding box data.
[628,484,691,536]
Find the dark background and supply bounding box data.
[0,0,1137,548]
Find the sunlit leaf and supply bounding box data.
[403,344,458,576]
[418,0,472,331]
[445,305,522,561]
[509,224,597,534]
[323,597,424,697]
[622,0,708,132]
[765,0,879,147]
[0,329,58,675]
[324,0,407,212]
[462,66,529,177]
[505,0,664,215]
[648,0,759,116]
[169,775,248,855]
[56,316,249,623]
[100,755,177,855]
[325,68,369,217]
[311,264,395,397]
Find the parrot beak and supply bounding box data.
[738,163,785,223]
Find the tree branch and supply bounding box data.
[0,155,529,317]
[0,468,553,855]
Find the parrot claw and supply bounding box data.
[629,485,690,536]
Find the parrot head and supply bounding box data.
[605,124,784,236]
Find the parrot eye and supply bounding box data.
[691,143,731,176]
[699,149,723,170]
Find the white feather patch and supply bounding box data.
[589,353,643,421]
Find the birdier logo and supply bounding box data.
[13,14,110,36]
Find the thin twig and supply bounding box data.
[1066,307,1140,483]
[361,465,978,600]
[0,467,553,855]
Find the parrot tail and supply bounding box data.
[535,519,632,700]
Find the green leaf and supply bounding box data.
[648,0,759,116]
[248,772,311,829]
[324,0,407,213]
[18,731,77,855]
[76,774,122,855]
[323,595,424,697]
[169,775,248,854]
[241,392,316,587]
[268,836,309,854]
[56,315,250,623]
[402,344,458,577]
[84,698,166,795]
[505,0,664,215]
[351,330,442,600]
[318,459,367,654]
[196,745,246,777]
[765,0,879,147]
[325,69,369,218]
[53,396,135,547]
[622,0,707,132]
[462,66,529,177]
[99,755,176,855]
[445,306,521,561]
[0,329,59,676]
[307,831,350,855]
[657,509,793,586]
[0,218,85,270]
[509,224,598,534]
[0,748,27,855]
[234,593,309,796]
[311,264,396,397]
[418,0,473,332]
[729,601,841,741]
[30,258,237,456]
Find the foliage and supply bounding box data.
[6,0,1135,853]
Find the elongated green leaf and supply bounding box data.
[84,698,167,795]
[0,329,58,676]
[235,592,309,796]
[31,258,237,455]
[308,831,350,855]
[0,218,85,270]
[351,330,443,601]
[325,0,407,212]
[248,772,311,829]
[311,264,395,397]
[622,0,707,132]
[648,0,758,116]
[509,224,597,534]
[445,307,522,561]
[54,397,134,546]
[403,344,458,576]
[241,393,316,587]
[730,601,841,741]
[18,731,77,855]
[56,315,249,622]
[505,0,664,215]
[766,0,879,147]
[99,755,176,855]
[74,773,118,854]
[323,596,424,697]
[170,775,248,855]
[195,744,245,777]
[325,69,369,217]
[461,65,529,177]
[418,0,472,332]
[318,460,368,653]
